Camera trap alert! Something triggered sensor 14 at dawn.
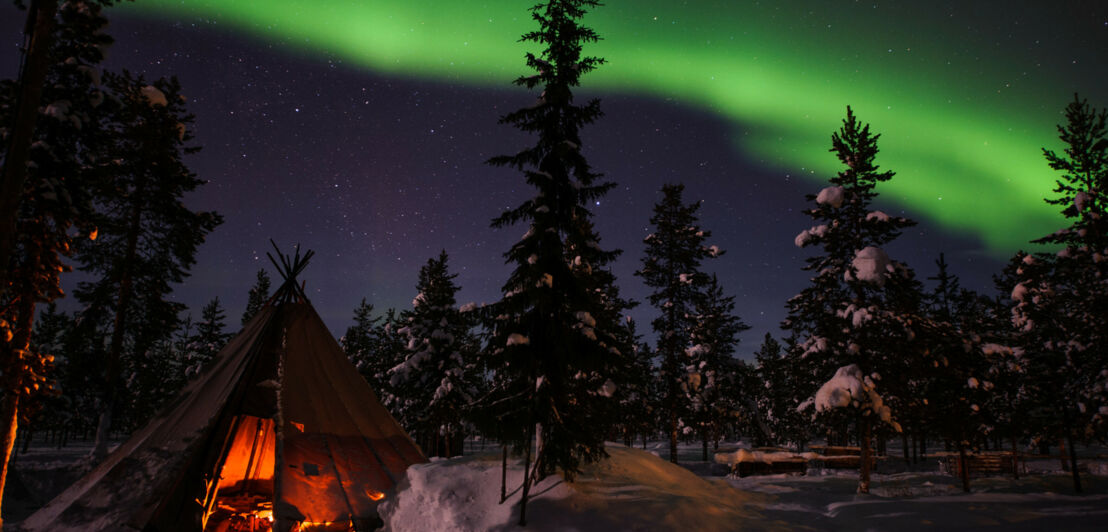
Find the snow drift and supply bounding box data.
[379,444,767,531]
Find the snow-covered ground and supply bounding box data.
[380,443,762,531]
[382,441,1108,531]
[729,468,1108,530]
[6,439,1107,530]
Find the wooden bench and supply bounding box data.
[808,445,862,457]
[807,455,877,470]
[732,458,807,477]
[951,452,1022,477]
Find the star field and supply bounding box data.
[2,1,1106,357]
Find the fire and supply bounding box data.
[290,519,354,531]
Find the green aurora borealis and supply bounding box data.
[127,1,1107,254]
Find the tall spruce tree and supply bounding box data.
[74,71,221,460]
[1011,95,1108,493]
[611,317,654,448]
[0,0,121,290]
[186,297,231,377]
[0,2,114,517]
[241,268,271,325]
[635,183,721,463]
[388,251,480,457]
[685,274,748,459]
[341,299,388,391]
[753,334,800,447]
[784,107,916,493]
[481,0,621,524]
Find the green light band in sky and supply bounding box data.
[125,0,1105,254]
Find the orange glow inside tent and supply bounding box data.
[204,415,278,532]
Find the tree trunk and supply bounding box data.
[19,429,31,455]
[857,416,872,494]
[957,442,970,493]
[518,424,537,527]
[0,0,59,293]
[1010,435,1020,480]
[1058,436,1069,472]
[92,174,146,461]
[669,408,678,464]
[1064,422,1081,493]
[902,431,910,464]
[499,444,507,504]
[701,430,709,462]
[0,278,38,529]
[0,393,20,530]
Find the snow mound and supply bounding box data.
[850,246,890,285]
[805,365,901,432]
[379,445,761,531]
[812,365,865,410]
[714,448,799,466]
[816,186,845,208]
[140,85,167,106]
[1075,190,1088,212]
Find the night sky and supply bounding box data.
[3,1,1106,357]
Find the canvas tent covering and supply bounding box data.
[20,248,426,531]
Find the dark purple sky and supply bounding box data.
[4,3,1083,357]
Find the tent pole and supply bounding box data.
[201,414,246,530]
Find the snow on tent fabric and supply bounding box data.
[19,248,425,532]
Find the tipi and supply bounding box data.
[20,245,426,531]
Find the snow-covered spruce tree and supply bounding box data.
[388,251,481,458]
[241,268,271,325]
[784,107,916,493]
[753,333,808,449]
[635,183,721,463]
[0,2,115,514]
[184,297,231,378]
[1010,96,1108,493]
[73,71,221,460]
[611,317,655,448]
[342,299,390,393]
[981,257,1033,471]
[481,0,622,524]
[122,332,183,430]
[567,214,637,440]
[926,253,960,323]
[0,1,119,291]
[685,274,749,460]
